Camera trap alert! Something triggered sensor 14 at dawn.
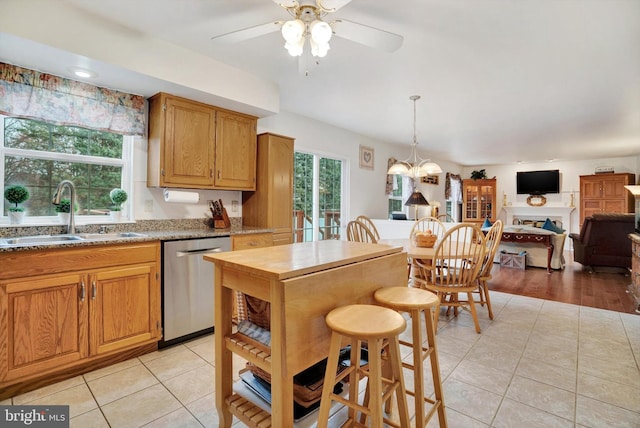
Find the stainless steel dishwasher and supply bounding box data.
[160,236,231,347]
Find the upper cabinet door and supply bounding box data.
[214,110,257,190]
[163,96,216,188]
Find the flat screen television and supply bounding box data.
[516,169,560,195]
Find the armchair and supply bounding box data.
[569,213,635,270]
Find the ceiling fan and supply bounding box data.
[211,0,403,74]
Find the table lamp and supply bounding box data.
[404,191,429,220]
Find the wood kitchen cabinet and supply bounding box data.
[242,133,294,245]
[579,173,635,225]
[231,233,273,250]
[0,242,161,399]
[462,178,497,223]
[147,92,257,190]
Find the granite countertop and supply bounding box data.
[0,218,272,253]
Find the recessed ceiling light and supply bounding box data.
[68,67,98,79]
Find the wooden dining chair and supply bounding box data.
[355,215,381,242]
[437,213,455,223]
[346,220,377,243]
[408,216,446,282]
[474,219,503,319]
[414,223,486,333]
[410,216,446,239]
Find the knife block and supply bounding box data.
[214,208,231,229]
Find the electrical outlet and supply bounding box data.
[231,200,239,212]
[144,199,153,212]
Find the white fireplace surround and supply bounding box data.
[503,206,575,230]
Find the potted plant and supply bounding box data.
[470,169,487,180]
[4,184,30,224]
[109,188,128,222]
[54,198,75,224]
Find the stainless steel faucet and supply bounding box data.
[52,180,77,234]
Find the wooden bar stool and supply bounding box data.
[316,304,410,428]
[374,287,447,428]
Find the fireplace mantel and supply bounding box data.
[503,205,575,230]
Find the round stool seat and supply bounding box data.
[374,287,439,311]
[325,304,406,339]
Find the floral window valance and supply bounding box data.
[0,62,145,136]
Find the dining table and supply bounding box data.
[378,237,487,281]
[378,238,437,259]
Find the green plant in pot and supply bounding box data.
[470,169,487,180]
[55,198,77,223]
[4,184,30,224]
[109,188,128,221]
[54,198,75,214]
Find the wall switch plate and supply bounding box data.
[144,199,153,212]
[231,200,239,212]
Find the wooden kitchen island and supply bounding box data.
[204,240,407,427]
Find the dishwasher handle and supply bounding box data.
[176,247,225,257]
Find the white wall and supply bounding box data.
[461,157,639,235]
[258,111,461,222]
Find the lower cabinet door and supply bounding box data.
[89,264,161,356]
[1,274,88,382]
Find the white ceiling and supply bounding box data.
[3,0,640,166]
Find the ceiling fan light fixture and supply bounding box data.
[285,36,305,56]
[310,20,332,44]
[281,19,305,43]
[310,37,330,57]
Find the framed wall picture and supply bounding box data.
[359,145,374,170]
[421,175,439,185]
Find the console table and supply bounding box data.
[204,240,407,427]
[501,231,553,273]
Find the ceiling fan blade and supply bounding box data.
[331,19,403,52]
[211,21,284,43]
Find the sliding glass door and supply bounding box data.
[293,152,344,242]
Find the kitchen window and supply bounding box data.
[1,115,133,222]
[293,151,344,242]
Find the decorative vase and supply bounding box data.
[110,211,122,222]
[58,212,70,224]
[9,211,25,225]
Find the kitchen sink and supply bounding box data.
[0,232,148,247]
[77,232,148,239]
[0,235,85,245]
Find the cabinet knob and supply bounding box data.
[91,281,97,300]
[80,281,86,302]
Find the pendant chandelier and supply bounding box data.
[387,95,442,178]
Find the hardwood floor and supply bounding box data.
[487,251,639,314]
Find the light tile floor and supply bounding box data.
[2,291,639,427]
